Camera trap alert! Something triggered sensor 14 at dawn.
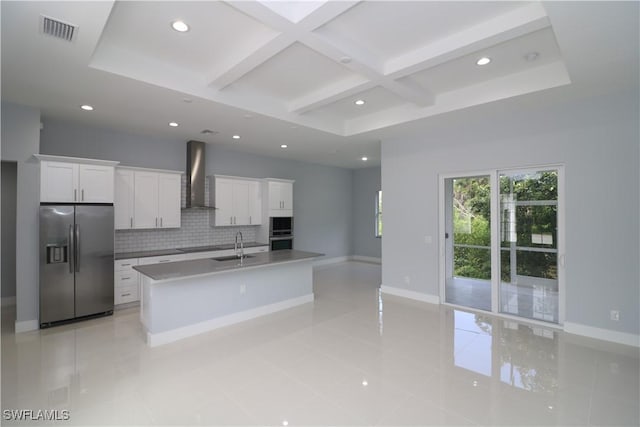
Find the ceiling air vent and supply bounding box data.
[40,15,77,42]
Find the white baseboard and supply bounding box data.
[313,256,351,267]
[15,319,39,333]
[380,285,440,305]
[351,256,381,264]
[564,322,640,348]
[147,294,314,347]
[1,297,16,306]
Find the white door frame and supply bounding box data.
[438,165,566,326]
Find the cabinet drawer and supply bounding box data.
[138,254,187,265]
[244,246,268,255]
[115,258,138,272]
[115,270,138,287]
[114,285,138,305]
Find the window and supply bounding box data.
[375,190,382,237]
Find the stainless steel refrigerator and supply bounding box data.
[40,204,114,327]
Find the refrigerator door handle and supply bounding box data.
[68,225,75,274]
[75,224,80,272]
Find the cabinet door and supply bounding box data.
[41,161,78,202]
[158,173,181,228]
[114,169,135,229]
[281,182,293,211]
[214,178,234,226]
[134,171,159,229]
[248,180,262,225]
[268,181,282,211]
[232,180,251,225]
[79,164,114,203]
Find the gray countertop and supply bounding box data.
[115,242,269,260]
[133,249,324,282]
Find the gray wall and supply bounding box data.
[1,102,41,327]
[40,118,354,258]
[352,167,381,259]
[1,162,17,299]
[205,146,353,258]
[381,89,639,336]
[40,119,185,170]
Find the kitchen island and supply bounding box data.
[134,250,323,346]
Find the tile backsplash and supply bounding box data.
[115,175,260,254]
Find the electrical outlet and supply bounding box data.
[610,310,620,321]
[240,284,246,295]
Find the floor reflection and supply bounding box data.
[2,262,639,426]
[450,309,559,395]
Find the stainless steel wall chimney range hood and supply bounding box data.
[185,140,215,209]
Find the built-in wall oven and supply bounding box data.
[270,217,293,251]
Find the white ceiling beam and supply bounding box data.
[381,79,435,107]
[385,3,551,79]
[207,1,299,89]
[296,1,361,31]
[207,34,294,90]
[288,77,375,114]
[208,1,361,91]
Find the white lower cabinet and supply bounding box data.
[114,259,139,305]
[114,247,268,305]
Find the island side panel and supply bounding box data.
[142,260,314,346]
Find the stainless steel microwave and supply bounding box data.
[269,217,293,237]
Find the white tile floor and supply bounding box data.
[2,261,639,426]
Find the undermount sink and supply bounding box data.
[211,254,255,262]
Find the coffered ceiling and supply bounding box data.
[1,1,637,168]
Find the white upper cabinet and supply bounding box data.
[114,169,135,229]
[211,175,262,226]
[266,179,294,217]
[133,171,159,229]
[41,161,77,202]
[116,167,182,230]
[248,180,262,225]
[157,173,181,228]
[37,155,118,203]
[79,164,114,202]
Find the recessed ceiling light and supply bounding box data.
[280,144,288,149]
[476,57,491,66]
[340,56,352,64]
[282,421,288,427]
[232,135,240,140]
[80,104,94,111]
[524,51,539,62]
[354,99,365,106]
[168,122,179,127]
[361,380,369,386]
[361,157,368,161]
[171,20,189,32]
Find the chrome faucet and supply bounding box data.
[235,231,244,260]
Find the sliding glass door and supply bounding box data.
[444,175,492,311]
[441,167,563,324]
[499,169,560,323]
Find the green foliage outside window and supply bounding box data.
[375,190,382,238]
[453,171,558,282]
